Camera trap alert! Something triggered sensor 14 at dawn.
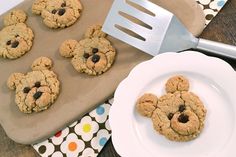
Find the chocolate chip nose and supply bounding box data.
[91,54,100,63]
[178,114,189,123]
[58,8,66,16]
[33,91,43,100]
[11,41,19,48]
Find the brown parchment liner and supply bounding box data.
[0,0,205,144]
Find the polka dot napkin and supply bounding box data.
[32,0,228,156]
[197,0,228,24]
[33,99,112,157]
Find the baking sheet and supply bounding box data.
[0,0,205,144]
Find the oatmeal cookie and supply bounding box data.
[151,91,206,141]
[60,25,116,75]
[32,0,82,29]
[7,57,60,113]
[136,76,207,142]
[0,10,34,59]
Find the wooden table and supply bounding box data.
[1,0,236,156]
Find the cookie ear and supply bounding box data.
[59,39,78,58]
[7,73,24,90]
[3,10,27,26]
[136,93,158,118]
[165,75,190,93]
[84,25,107,38]
[32,0,48,15]
[31,57,53,71]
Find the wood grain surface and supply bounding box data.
[1,0,236,156]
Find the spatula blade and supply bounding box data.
[102,0,198,56]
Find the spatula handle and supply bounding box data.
[196,38,236,59]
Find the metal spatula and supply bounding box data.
[102,0,236,58]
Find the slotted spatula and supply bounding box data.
[102,0,236,58]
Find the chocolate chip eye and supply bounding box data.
[91,54,100,63]
[52,9,57,14]
[6,40,11,45]
[61,2,66,7]
[92,48,99,53]
[33,91,43,100]
[11,41,19,48]
[178,114,189,123]
[23,87,31,93]
[168,113,174,120]
[58,8,66,16]
[179,104,186,112]
[83,53,90,59]
[15,35,19,37]
[34,82,41,88]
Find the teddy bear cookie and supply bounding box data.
[32,0,82,29]
[136,75,207,142]
[0,10,34,59]
[59,25,116,75]
[7,57,60,113]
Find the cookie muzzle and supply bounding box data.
[170,110,200,136]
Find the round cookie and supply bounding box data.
[0,10,34,59]
[151,91,206,141]
[136,76,207,142]
[165,75,189,93]
[60,25,116,75]
[71,37,116,75]
[136,93,158,118]
[7,57,60,113]
[32,0,83,29]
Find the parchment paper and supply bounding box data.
[0,0,205,144]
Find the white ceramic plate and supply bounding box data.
[109,51,236,157]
